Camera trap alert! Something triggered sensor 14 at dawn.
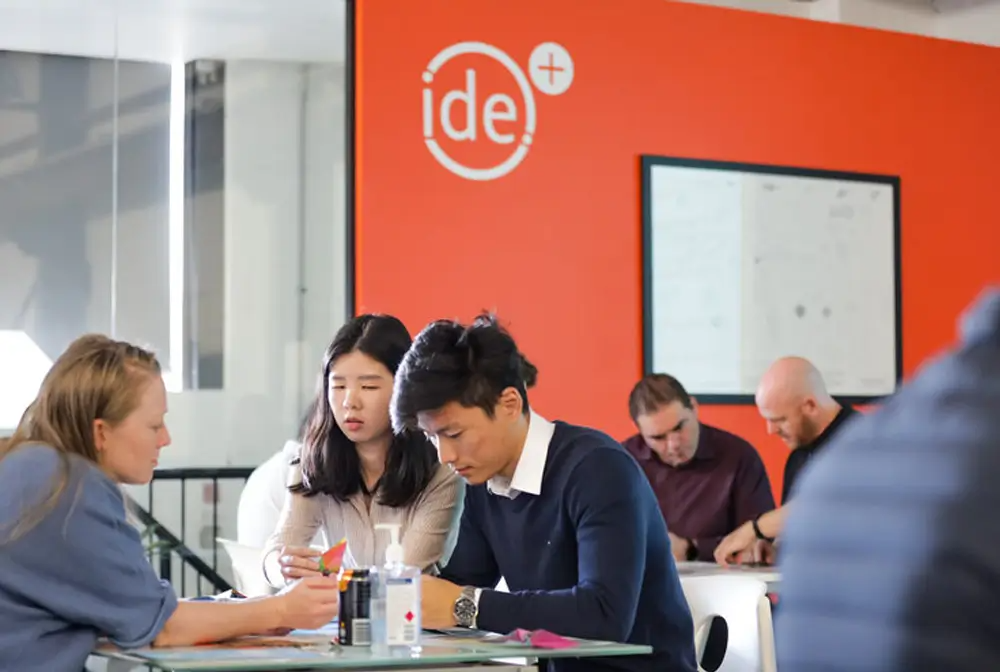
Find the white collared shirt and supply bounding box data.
[487,411,555,499]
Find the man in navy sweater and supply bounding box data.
[390,314,696,672]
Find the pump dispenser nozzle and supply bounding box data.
[375,523,404,564]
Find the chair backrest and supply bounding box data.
[680,574,776,672]
[217,537,274,597]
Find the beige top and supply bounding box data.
[262,462,463,587]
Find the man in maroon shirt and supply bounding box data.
[622,374,775,562]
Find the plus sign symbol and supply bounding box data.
[528,42,574,96]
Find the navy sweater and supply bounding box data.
[440,421,696,672]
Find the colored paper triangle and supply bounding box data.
[318,537,348,575]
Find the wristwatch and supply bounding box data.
[453,586,480,628]
[752,516,775,544]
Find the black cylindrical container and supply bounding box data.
[338,568,372,646]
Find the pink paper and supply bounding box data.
[508,629,579,649]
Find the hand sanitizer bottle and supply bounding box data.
[371,523,421,654]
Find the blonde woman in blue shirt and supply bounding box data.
[0,335,339,672]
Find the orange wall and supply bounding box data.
[353,0,1000,494]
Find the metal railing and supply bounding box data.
[129,496,232,596]
[142,467,255,597]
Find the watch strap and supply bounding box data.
[752,516,775,543]
[471,587,482,629]
[684,538,699,561]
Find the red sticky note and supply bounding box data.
[507,629,577,650]
[318,537,348,576]
[529,630,578,649]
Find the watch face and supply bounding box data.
[454,597,477,627]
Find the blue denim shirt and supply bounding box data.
[0,444,177,671]
[776,287,1000,671]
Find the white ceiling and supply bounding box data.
[678,0,1000,45]
[0,0,996,64]
[0,0,345,63]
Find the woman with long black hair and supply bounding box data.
[262,314,461,586]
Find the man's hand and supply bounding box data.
[714,521,757,566]
[420,575,464,629]
[751,539,777,566]
[668,532,691,562]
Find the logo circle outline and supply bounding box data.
[423,42,537,181]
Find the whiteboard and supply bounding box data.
[642,156,900,401]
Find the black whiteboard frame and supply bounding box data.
[641,155,903,405]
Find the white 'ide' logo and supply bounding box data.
[421,41,574,181]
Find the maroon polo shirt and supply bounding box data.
[622,424,775,561]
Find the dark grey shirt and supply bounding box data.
[780,404,856,505]
[775,287,1000,671]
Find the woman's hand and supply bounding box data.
[278,545,324,581]
[276,576,340,630]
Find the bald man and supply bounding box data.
[758,357,857,505]
[714,357,857,564]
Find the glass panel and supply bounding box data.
[0,2,348,597]
[109,5,349,593]
[0,51,120,431]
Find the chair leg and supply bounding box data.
[757,595,778,672]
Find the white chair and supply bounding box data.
[680,574,777,672]
[217,537,273,597]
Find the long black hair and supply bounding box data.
[292,314,438,508]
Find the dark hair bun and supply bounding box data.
[519,354,538,388]
[392,312,538,432]
[464,313,537,388]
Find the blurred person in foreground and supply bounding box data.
[0,335,339,672]
[775,287,1000,670]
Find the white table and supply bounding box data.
[675,561,781,592]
